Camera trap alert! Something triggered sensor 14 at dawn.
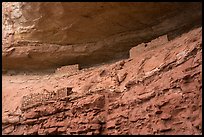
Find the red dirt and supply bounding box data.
[2,27,202,135]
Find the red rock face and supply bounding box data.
[2,2,202,71]
[2,27,202,135]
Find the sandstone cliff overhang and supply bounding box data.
[2,2,202,71]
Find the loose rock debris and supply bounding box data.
[2,27,202,135]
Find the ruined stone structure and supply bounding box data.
[2,27,202,135]
[2,2,202,135]
[2,2,202,71]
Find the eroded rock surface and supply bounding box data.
[2,2,202,71]
[2,27,202,135]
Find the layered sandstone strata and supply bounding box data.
[2,27,202,135]
[2,2,202,71]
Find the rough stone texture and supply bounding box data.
[2,27,202,135]
[2,2,202,71]
[55,64,79,75]
[130,34,168,59]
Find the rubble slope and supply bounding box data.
[2,2,202,70]
[2,27,202,135]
